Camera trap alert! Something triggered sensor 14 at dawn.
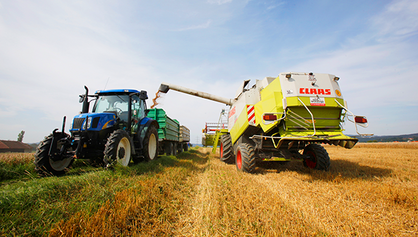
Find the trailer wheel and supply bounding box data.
[220,134,234,164]
[178,143,183,153]
[183,143,189,152]
[235,143,256,173]
[303,144,330,171]
[173,143,177,156]
[34,134,73,176]
[143,126,159,161]
[164,142,174,155]
[104,129,132,167]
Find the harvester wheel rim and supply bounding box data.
[304,150,317,169]
[117,137,131,166]
[220,143,224,158]
[236,149,242,170]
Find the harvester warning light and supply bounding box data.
[335,89,341,96]
[355,116,368,124]
[263,114,277,121]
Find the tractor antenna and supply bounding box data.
[104,77,110,90]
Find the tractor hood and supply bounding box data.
[70,112,117,132]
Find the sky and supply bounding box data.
[0,0,417,144]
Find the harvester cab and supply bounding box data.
[34,86,159,176]
[158,72,372,173]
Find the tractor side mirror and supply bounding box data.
[79,95,86,103]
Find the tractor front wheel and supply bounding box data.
[303,144,330,171]
[235,143,256,173]
[104,130,132,167]
[143,126,159,161]
[34,134,73,176]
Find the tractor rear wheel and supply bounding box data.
[303,144,330,171]
[34,134,73,176]
[143,126,159,161]
[235,143,256,173]
[220,134,234,164]
[104,130,132,167]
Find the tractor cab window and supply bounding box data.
[131,95,145,120]
[93,94,130,122]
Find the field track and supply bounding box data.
[1,143,417,236]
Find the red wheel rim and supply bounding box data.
[236,149,242,169]
[305,150,317,169]
[220,143,224,157]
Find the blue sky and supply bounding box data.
[0,0,417,143]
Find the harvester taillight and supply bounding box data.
[263,114,277,121]
[355,116,368,124]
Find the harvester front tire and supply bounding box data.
[143,126,159,161]
[104,130,132,167]
[303,144,330,171]
[235,143,256,173]
[220,134,234,164]
[34,134,73,176]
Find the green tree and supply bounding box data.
[17,130,25,142]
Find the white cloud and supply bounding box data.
[172,20,212,31]
[207,0,233,5]
[372,0,418,41]
[267,2,285,10]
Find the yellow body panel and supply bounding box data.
[230,106,250,144]
[254,77,285,134]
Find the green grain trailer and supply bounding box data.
[147,108,190,155]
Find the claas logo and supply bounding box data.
[299,88,331,95]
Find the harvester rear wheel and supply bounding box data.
[34,134,73,176]
[104,130,132,167]
[303,144,330,171]
[220,134,234,164]
[235,143,256,173]
[143,126,159,161]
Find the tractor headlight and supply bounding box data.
[83,117,92,129]
[87,117,92,128]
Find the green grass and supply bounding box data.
[0,150,204,236]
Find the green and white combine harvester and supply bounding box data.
[159,72,372,173]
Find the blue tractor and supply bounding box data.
[34,86,159,176]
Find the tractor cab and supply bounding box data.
[92,89,148,132]
[70,89,148,134]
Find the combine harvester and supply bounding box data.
[159,72,371,173]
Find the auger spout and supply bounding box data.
[158,82,233,106]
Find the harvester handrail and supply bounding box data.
[334,99,373,137]
[297,98,317,137]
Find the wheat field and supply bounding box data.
[44,143,418,236]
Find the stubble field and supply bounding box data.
[1,142,417,236]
